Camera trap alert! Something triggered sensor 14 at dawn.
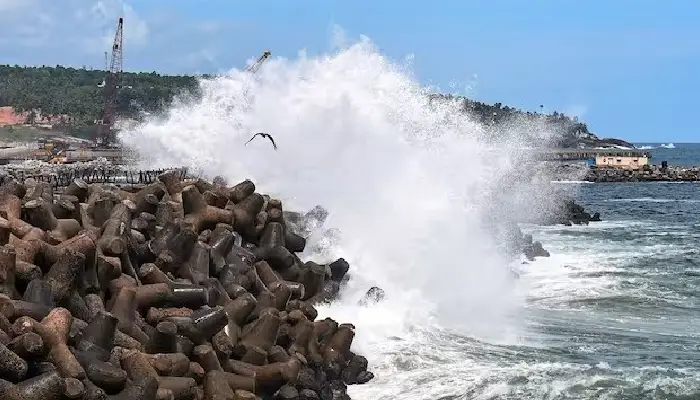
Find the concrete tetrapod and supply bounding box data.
[0,172,374,399]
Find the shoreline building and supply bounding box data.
[536,148,651,169]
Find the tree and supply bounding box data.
[0,64,600,147]
[0,64,200,136]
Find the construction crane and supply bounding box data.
[246,50,271,74]
[203,50,270,79]
[96,17,124,148]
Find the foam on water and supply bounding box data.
[606,197,700,203]
[119,36,575,398]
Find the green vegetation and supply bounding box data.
[0,64,200,139]
[428,94,598,147]
[0,64,623,147]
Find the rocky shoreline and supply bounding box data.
[0,162,609,399]
[0,171,374,400]
[552,164,700,183]
[538,198,602,226]
[585,165,700,182]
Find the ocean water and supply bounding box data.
[511,182,700,399]
[118,37,700,399]
[634,143,700,166]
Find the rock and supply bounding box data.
[0,171,372,399]
[532,241,550,257]
[536,198,602,226]
[584,164,700,182]
[358,287,385,306]
[504,224,551,261]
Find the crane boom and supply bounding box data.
[97,17,124,147]
[246,50,271,74]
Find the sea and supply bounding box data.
[118,38,700,400]
[636,142,700,166]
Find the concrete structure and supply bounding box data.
[0,146,128,164]
[594,150,650,169]
[65,149,127,163]
[0,146,35,159]
[535,148,651,169]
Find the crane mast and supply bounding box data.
[97,17,124,147]
[246,51,271,74]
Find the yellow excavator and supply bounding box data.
[48,149,68,164]
[36,140,70,164]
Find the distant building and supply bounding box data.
[536,148,651,169]
[595,150,650,169]
[0,106,26,125]
[0,106,72,127]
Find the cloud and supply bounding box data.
[183,48,223,72]
[0,0,147,57]
[0,0,31,12]
[80,0,150,53]
[0,0,241,72]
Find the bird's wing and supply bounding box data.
[268,136,278,149]
[244,133,260,145]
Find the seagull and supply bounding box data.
[245,132,277,150]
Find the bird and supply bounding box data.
[245,132,277,150]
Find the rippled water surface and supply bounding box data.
[321,182,700,400]
[467,182,700,399]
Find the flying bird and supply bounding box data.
[245,132,277,150]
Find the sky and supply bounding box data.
[0,0,698,143]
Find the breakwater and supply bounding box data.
[587,165,700,182]
[0,170,373,399]
[550,164,700,182]
[0,163,190,192]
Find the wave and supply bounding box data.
[114,33,698,399]
[551,180,594,184]
[636,143,676,150]
[606,197,700,203]
[115,34,578,398]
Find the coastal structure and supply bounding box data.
[536,148,651,169]
[584,164,700,182]
[0,143,127,164]
[594,149,650,168]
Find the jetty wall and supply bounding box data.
[551,164,700,182]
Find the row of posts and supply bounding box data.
[0,167,191,190]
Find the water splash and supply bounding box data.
[119,35,565,399]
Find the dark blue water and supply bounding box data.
[348,145,700,400]
[634,142,700,166]
[511,163,700,398]
[353,176,700,399]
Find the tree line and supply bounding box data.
[428,93,594,147]
[0,64,595,146]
